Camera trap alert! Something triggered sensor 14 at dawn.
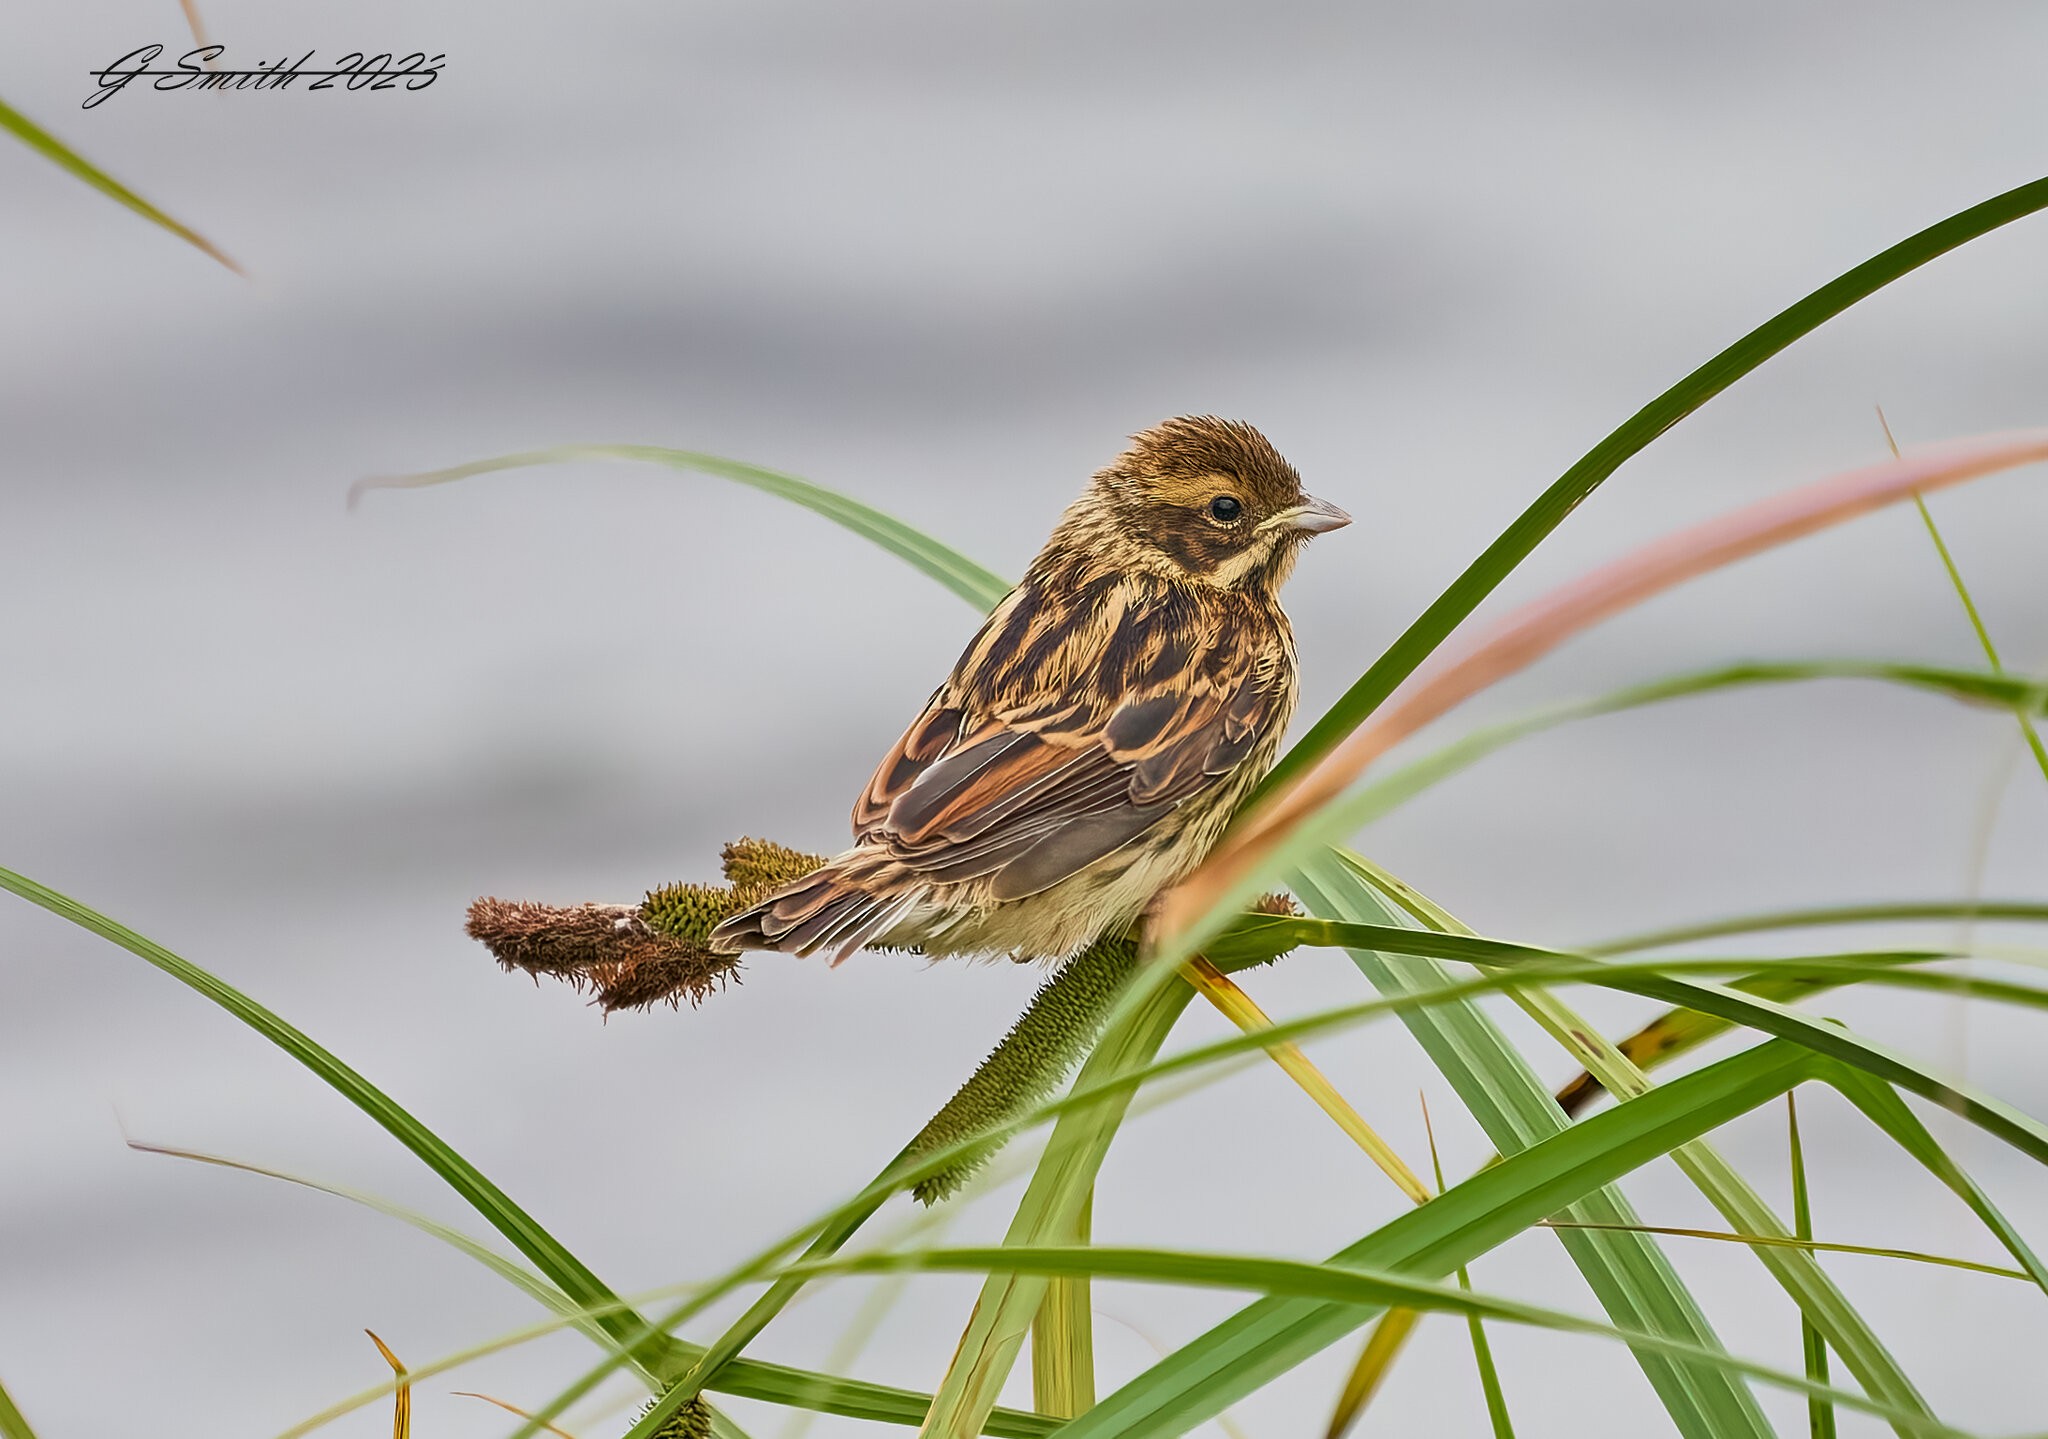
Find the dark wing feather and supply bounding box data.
[849,575,1288,902]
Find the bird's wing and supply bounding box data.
[850,580,1287,902]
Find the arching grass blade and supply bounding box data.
[1822,1067,2048,1296]
[800,1246,1964,1439]
[1038,1040,1821,1439]
[352,446,1011,614]
[1291,851,1775,1439]
[0,93,240,272]
[0,866,678,1376]
[1175,434,2048,950]
[1263,175,2048,798]
[1587,900,2048,959]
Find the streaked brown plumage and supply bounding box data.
[710,416,1349,965]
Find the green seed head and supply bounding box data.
[633,1394,714,1439]
[640,882,744,941]
[720,836,828,891]
[908,931,1138,1204]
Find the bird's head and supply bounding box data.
[1078,416,1349,592]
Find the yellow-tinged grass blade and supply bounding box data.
[1162,429,2048,950]
[365,1331,411,1439]
[278,1275,740,1439]
[1184,953,1442,1437]
[454,1392,582,1438]
[1030,1189,1095,1419]
[0,93,240,272]
[1322,1093,1514,1439]
[1323,1307,1423,1439]
[1538,1221,2033,1283]
[1184,956,1430,1205]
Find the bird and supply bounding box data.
[709,416,1350,967]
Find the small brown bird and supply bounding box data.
[711,416,1349,965]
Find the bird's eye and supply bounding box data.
[1208,496,1243,523]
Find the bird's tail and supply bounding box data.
[710,849,926,967]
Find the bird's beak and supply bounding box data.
[1275,495,1352,535]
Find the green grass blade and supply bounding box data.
[1261,174,2048,798]
[1914,495,2048,783]
[1286,876,2023,1432]
[598,1000,1186,1439]
[354,445,1012,613]
[134,1137,1021,1429]
[538,1148,918,1439]
[1565,896,2048,1110]
[1291,851,1775,1439]
[1352,857,1931,1432]
[264,1258,1054,1439]
[1590,973,2048,1167]
[1211,904,2048,1170]
[1424,1100,1517,1439]
[1471,1315,1516,1438]
[1043,660,2048,1158]
[1041,1040,1821,1439]
[1894,416,2048,786]
[1588,900,2048,956]
[655,1146,918,1425]
[1360,860,1938,1428]
[1167,661,2048,971]
[1540,1222,2032,1283]
[780,1198,969,1439]
[0,866,677,1375]
[1822,1065,2048,1295]
[800,1247,1965,1439]
[1914,497,2006,670]
[14,472,1007,1436]
[519,951,2013,1435]
[1031,1189,1097,1418]
[299,945,1989,1437]
[918,985,1193,1439]
[0,1376,39,1439]
[0,92,240,272]
[130,1140,654,1381]
[1789,1093,1838,1439]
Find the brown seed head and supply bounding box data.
[465,896,741,1011]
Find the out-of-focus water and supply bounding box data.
[3,3,2046,1434]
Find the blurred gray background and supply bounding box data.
[4,2,2047,1435]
